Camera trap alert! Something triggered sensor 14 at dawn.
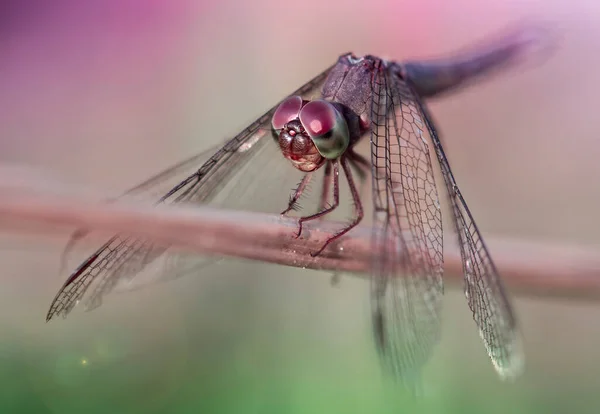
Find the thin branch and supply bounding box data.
[1,170,600,302]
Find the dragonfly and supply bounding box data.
[46,25,550,386]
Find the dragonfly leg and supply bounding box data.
[318,161,333,212]
[311,156,364,257]
[320,161,343,285]
[281,173,313,215]
[348,148,370,182]
[294,160,340,238]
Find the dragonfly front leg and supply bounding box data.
[293,160,340,239]
[318,161,333,212]
[319,150,368,213]
[281,173,313,216]
[310,157,363,257]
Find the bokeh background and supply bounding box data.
[1,0,600,413]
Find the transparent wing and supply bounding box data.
[416,99,523,379]
[46,65,334,322]
[369,63,444,388]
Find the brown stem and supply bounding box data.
[0,174,599,302]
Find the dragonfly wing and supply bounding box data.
[416,98,523,380]
[369,62,444,387]
[46,65,334,321]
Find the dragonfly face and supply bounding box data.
[272,96,354,172]
[276,117,325,172]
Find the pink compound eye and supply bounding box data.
[298,100,336,138]
[299,99,349,159]
[271,95,303,130]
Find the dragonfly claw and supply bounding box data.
[310,244,327,258]
[294,221,303,238]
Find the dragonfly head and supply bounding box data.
[272,96,350,171]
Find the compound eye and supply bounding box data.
[299,100,349,159]
[271,95,303,131]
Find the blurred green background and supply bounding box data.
[1,0,600,413]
